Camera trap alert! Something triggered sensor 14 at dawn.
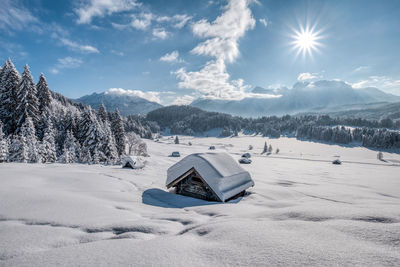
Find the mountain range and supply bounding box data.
[72,80,399,118]
[191,80,400,117]
[74,92,162,116]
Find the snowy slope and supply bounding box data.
[0,136,399,266]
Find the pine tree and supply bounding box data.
[174,135,179,144]
[39,119,57,163]
[0,122,8,162]
[16,65,39,132]
[61,130,80,163]
[262,141,268,154]
[36,73,52,115]
[8,134,28,162]
[97,103,108,123]
[0,59,20,134]
[111,109,126,156]
[20,117,40,163]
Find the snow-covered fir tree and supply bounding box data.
[0,122,8,162]
[79,107,107,163]
[61,130,80,163]
[36,73,52,115]
[16,65,39,132]
[20,117,40,163]
[111,109,126,156]
[8,134,28,163]
[268,144,273,153]
[0,59,20,134]
[174,136,179,144]
[97,103,108,124]
[39,118,57,163]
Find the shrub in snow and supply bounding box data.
[276,148,280,154]
[248,145,253,150]
[268,144,273,153]
[377,152,383,161]
[174,136,179,144]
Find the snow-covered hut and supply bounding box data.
[122,156,144,169]
[166,152,254,202]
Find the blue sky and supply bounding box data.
[1,0,399,104]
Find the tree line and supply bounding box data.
[143,106,400,150]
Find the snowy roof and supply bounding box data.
[122,156,144,169]
[166,152,254,202]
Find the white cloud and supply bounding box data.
[111,49,124,56]
[353,66,370,72]
[75,0,140,24]
[0,0,40,32]
[174,0,257,100]
[156,14,192,29]
[57,57,84,68]
[59,37,99,53]
[160,50,182,63]
[297,72,318,81]
[105,88,161,103]
[152,28,169,39]
[171,95,195,105]
[191,0,255,63]
[259,18,268,27]
[351,76,400,95]
[50,57,83,74]
[130,12,153,30]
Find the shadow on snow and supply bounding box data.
[142,188,242,208]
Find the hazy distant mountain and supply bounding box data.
[191,80,400,117]
[75,92,162,116]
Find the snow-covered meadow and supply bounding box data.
[1,136,399,266]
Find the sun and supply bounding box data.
[290,24,323,59]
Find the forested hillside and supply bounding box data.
[144,106,400,149]
[0,59,146,164]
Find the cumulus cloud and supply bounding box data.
[259,18,268,27]
[105,88,161,103]
[152,28,169,39]
[130,12,153,30]
[351,76,400,95]
[75,0,140,24]
[297,72,318,81]
[174,0,257,100]
[59,37,99,53]
[191,0,255,63]
[160,50,182,63]
[171,95,195,105]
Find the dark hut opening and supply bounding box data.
[173,168,220,202]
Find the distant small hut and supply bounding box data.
[166,153,254,202]
[122,156,144,169]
